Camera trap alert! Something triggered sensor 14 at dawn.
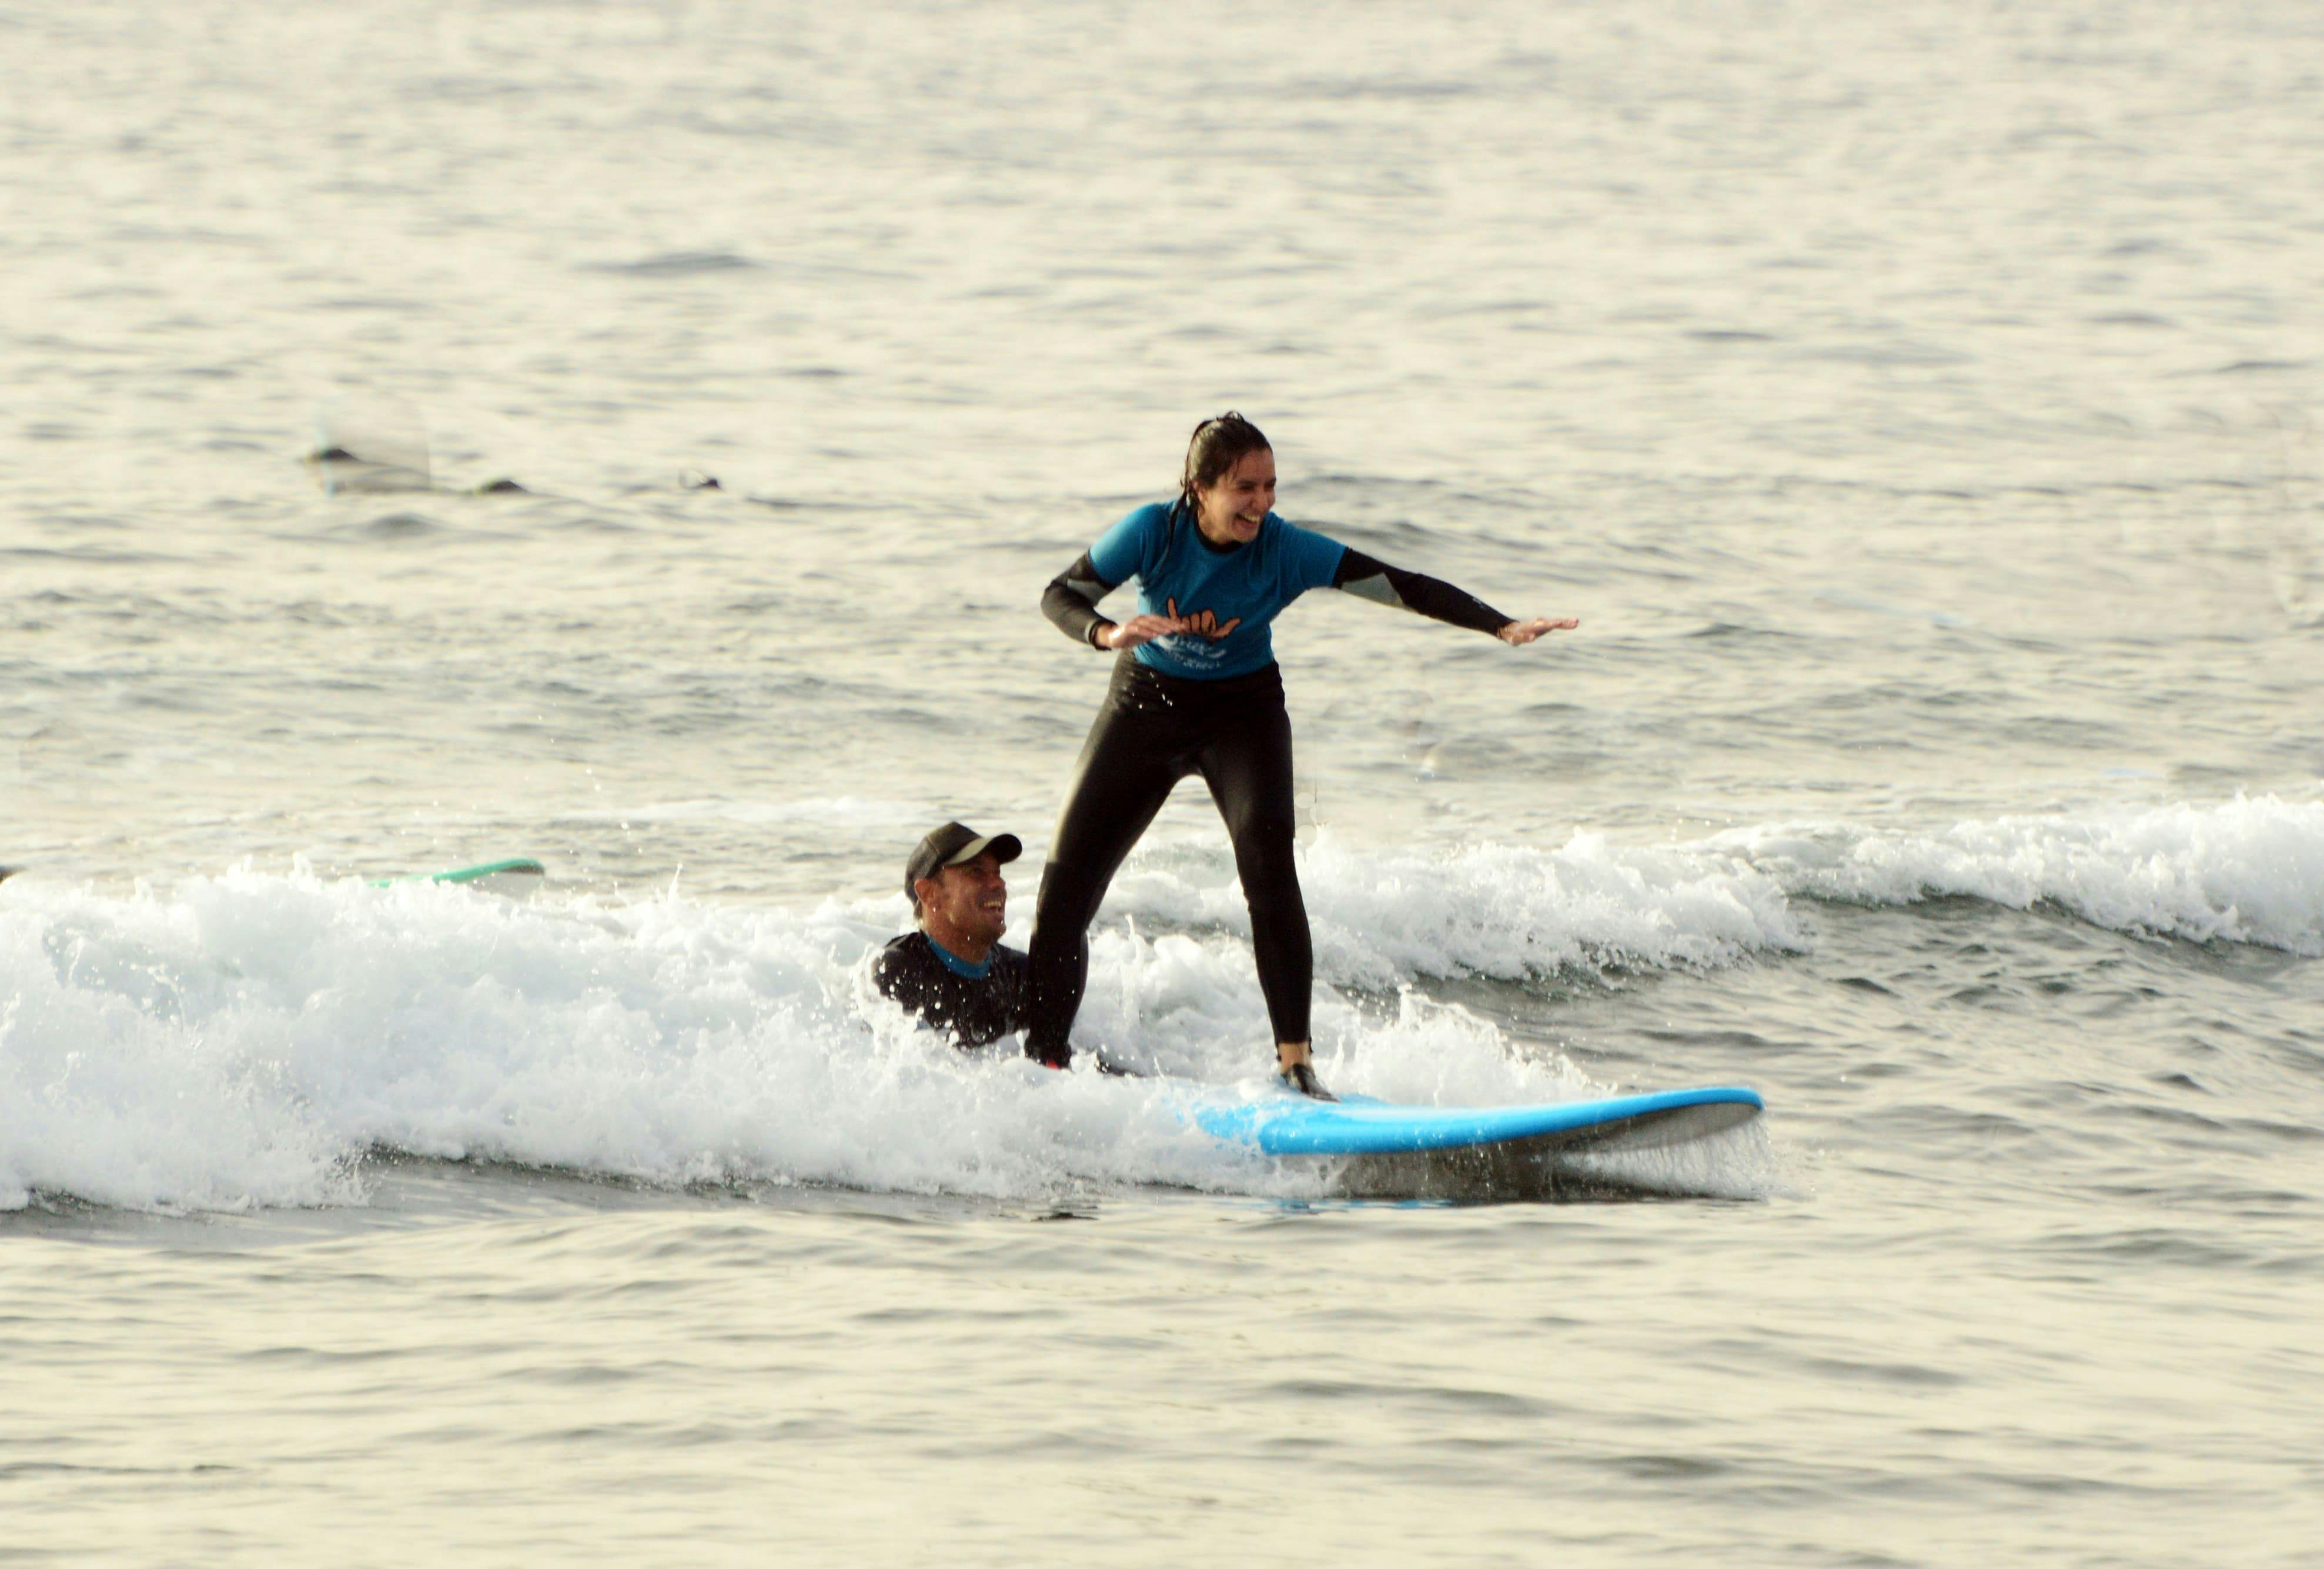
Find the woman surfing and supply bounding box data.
[1029,413,1577,1097]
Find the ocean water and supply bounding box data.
[5,1,2323,1563]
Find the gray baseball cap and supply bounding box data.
[904,822,1022,903]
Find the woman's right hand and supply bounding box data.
[1496,617,1580,645]
[1101,614,1187,650]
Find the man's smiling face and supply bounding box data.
[917,851,1007,946]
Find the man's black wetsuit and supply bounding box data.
[872,931,1031,1049]
[1028,498,1512,1063]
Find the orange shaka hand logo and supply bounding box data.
[1165,597,1242,640]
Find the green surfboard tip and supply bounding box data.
[372,857,546,888]
[428,857,546,884]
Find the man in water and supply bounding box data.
[872,821,1041,1056]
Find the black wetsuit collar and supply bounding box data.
[1177,498,1250,555]
[921,929,993,979]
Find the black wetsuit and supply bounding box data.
[872,932,1031,1049]
[1028,499,1510,1064]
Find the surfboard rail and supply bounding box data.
[1185,1085,1764,1158]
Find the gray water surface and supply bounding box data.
[5,1,2322,1563]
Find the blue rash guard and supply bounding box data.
[1028,499,1517,1064]
[1083,501,1348,681]
[1043,499,1514,678]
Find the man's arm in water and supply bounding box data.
[1330,547,1513,635]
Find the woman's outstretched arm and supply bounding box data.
[1330,547,1504,633]
[1330,547,1576,641]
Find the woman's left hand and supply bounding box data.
[1496,617,1580,645]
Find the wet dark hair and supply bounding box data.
[1179,412,1271,513]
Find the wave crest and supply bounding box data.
[1719,795,2324,955]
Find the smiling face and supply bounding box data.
[1193,447,1276,547]
[914,851,1008,952]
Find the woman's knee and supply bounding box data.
[1227,808,1298,868]
[1230,836,1304,922]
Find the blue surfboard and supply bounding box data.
[1183,1084,1763,1157]
[1176,1083,1764,1199]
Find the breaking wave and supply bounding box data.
[4,794,2311,1213]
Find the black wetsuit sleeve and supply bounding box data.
[1042,551,1121,649]
[1330,547,1512,636]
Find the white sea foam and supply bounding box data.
[6,795,2308,1213]
[1106,831,1809,988]
[0,869,1283,1213]
[1716,794,2324,956]
[4,865,1629,1213]
[1107,795,2324,982]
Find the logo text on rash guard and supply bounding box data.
[1165,598,1242,640]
